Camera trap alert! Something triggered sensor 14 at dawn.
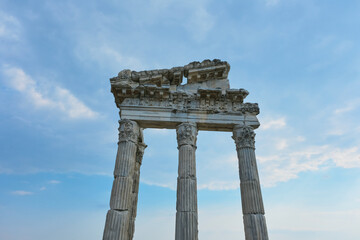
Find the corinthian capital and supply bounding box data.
[176,122,198,147]
[232,125,256,149]
[118,119,140,143]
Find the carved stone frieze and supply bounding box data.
[114,86,257,114]
[232,125,256,149]
[176,122,198,147]
[118,119,140,143]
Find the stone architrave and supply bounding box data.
[104,59,270,240]
[232,125,268,240]
[175,122,199,240]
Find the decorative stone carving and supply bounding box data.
[114,84,251,110]
[176,122,198,147]
[232,125,256,149]
[118,119,140,143]
[184,59,230,84]
[111,59,230,89]
[112,67,184,88]
[111,60,260,131]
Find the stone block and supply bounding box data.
[178,146,196,178]
[175,211,198,240]
[243,214,268,240]
[237,148,260,182]
[110,177,133,210]
[240,180,264,214]
[176,178,197,212]
[114,142,137,177]
[103,210,130,240]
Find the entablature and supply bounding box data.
[111,60,260,131]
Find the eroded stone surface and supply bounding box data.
[110,59,260,131]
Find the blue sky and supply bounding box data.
[1,0,360,239]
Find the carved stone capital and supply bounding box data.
[136,142,147,165]
[176,122,198,147]
[232,125,256,149]
[118,119,140,143]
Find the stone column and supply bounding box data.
[103,119,143,240]
[175,122,199,240]
[232,125,269,240]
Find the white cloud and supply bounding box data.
[0,11,21,40]
[134,210,175,240]
[49,180,61,184]
[325,98,360,136]
[331,147,360,169]
[76,44,144,71]
[308,36,355,72]
[2,66,98,119]
[138,122,360,190]
[275,139,288,150]
[259,145,360,187]
[134,206,244,240]
[261,117,286,130]
[333,40,354,55]
[135,204,360,240]
[0,166,13,174]
[267,205,360,237]
[141,179,176,190]
[11,190,33,196]
[265,0,280,7]
[296,136,306,142]
[334,106,353,114]
[327,129,345,136]
[184,3,215,42]
[334,99,360,114]
[198,207,244,239]
[136,112,360,190]
[146,129,172,136]
[140,142,360,190]
[198,181,238,191]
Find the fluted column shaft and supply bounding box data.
[175,122,199,240]
[232,125,269,240]
[103,119,145,240]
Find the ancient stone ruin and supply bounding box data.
[103,59,269,240]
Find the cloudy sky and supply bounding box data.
[1,0,360,239]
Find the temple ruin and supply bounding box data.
[102,59,269,240]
